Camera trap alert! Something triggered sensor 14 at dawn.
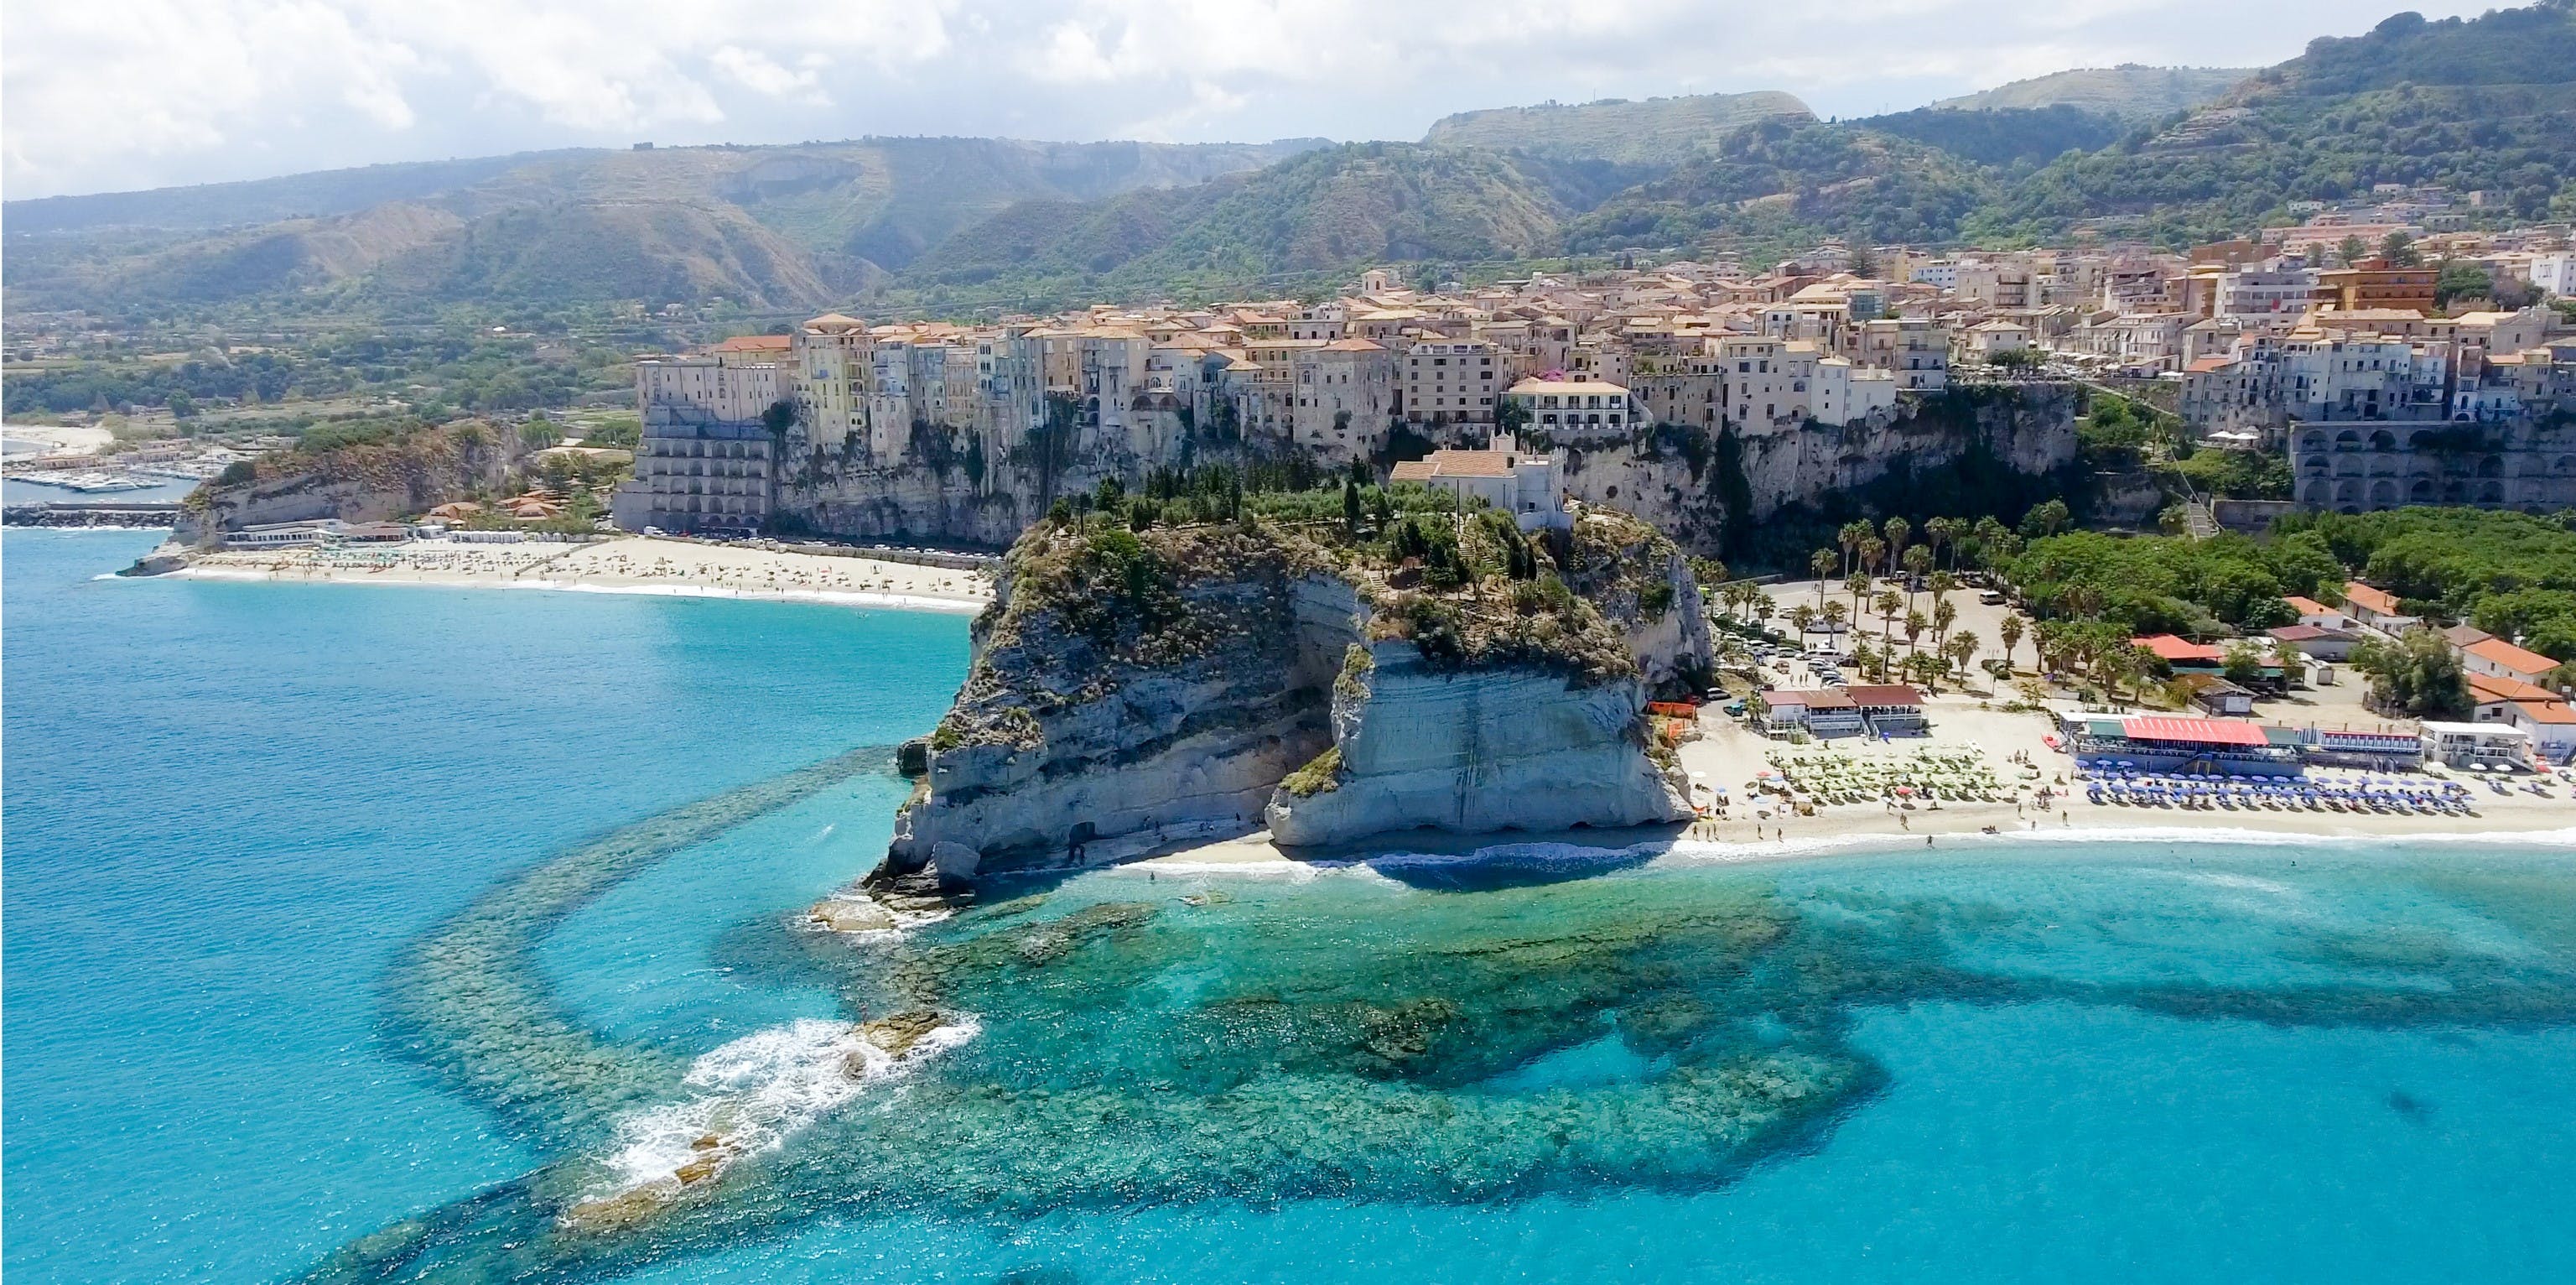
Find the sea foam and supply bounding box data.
[589,1014,979,1199]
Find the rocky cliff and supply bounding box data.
[1549,383,2082,554]
[776,384,2076,559]
[171,421,522,544]
[881,498,1708,882]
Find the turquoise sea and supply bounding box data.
[7,528,2576,1283]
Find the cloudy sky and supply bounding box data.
[2,0,2504,200]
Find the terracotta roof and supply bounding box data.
[1765,688,1855,710]
[1842,684,1924,707]
[2343,582,2405,616]
[2133,634,2225,664]
[2186,356,2236,373]
[712,334,792,352]
[2514,700,2576,725]
[2470,672,2559,704]
[2284,596,2331,616]
[2464,636,2558,677]
[1389,449,1521,480]
[2123,716,2268,747]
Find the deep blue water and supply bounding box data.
[7,528,2576,1283]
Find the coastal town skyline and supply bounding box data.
[8,3,2576,1281]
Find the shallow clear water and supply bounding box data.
[7,529,2576,1283]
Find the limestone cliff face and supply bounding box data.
[886,524,1360,877]
[173,422,521,544]
[772,384,2075,555]
[1553,507,1714,696]
[1551,384,2081,553]
[883,507,1710,879]
[1261,641,1687,849]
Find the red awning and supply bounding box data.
[2123,716,2268,747]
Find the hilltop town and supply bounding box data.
[614,216,2576,549]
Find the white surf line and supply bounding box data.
[148,565,989,614]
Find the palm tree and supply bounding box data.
[1945,630,1981,689]
[1875,589,1903,649]
[1820,599,1848,643]
[1932,598,1957,652]
[1902,544,1932,608]
[1837,520,1870,577]
[1857,536,1885,584]
[1844,571,1872,627]
[1923,516,1953,570]
[1929,570,1955,610]
[1851,637,1881,682]
[1883,516,1909,578]
[1903,607,1928,657]
[1788,603,1818,642]
[1998,614,2025,672]
[1810,548,1836,598]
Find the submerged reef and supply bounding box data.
[309,755,2576,1283]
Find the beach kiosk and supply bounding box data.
[2419,721,2533,770]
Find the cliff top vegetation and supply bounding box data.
[936,469,1676,752]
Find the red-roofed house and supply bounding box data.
[2467,673,2576,761]
[2459,636,2560,688]
[1388,445,1565,530]
[2341,581,2417,632]
[2283,596,2360,632]
[2133,634,2225,669]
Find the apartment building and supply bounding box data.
[1857,318,1950,391]
[1403,340,1503,427]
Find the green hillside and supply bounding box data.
[1563,121,1998,254]
[1421,91,1816,165]
[1931,65,2256,118]
[3,136,1325,315]
[1992,2,2576,242]
[901,143,1580,308]
[1853,106,2127,169]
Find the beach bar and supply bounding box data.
[2075,715,2306,776]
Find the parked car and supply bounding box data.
[1979,590,2007,606]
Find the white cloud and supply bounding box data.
[0,0,2506,200]
[709,47,828,106]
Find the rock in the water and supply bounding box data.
[808,897,898,934]
[859,1009,948,1059]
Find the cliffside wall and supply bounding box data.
[1263,642,1684,848]
[882,504,1709,881]
[886,524,1358,878]
[1550,383,2080,554]
[772,384,2077,555]
[173,422,521,544]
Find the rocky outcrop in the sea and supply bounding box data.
[881,498,1708,878]
[171,420,522,544]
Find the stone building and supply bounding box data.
[2291,418,2576,513]
[610,406,776,534]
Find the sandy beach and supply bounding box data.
[1110,689,2576,877]
[164,534,995,611]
